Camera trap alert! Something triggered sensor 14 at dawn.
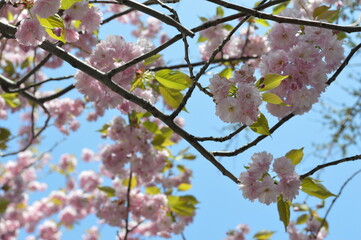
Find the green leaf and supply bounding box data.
[122,176,137,189]
[262,92,290,106]
[167,195,198,217]
[296,213,309,225]
[37,14,66,43]
[256,74,288,92]
[183,153,196,160]
[97,123,109,135]
[285,148,304,165]
[254,18,270,27]
[219,68,233,79]
[222,24,234,31]
[145,186,161,195]
[143,121,160,134]
[216,6,224,17]
[253,230,275,239]
[197,35,208,42]
[0,128,11,150]
[60,0,83,10]
[301,177,336,199]
[272,2,289,15]
[155,70,192,91]
[277,196,291,231]
[178,183,192,191]
[144,54,162,65]
[337,31,347,40]
[249,113,270,135]
[98,186,116,197]
[1,93,20,108]
[0,197,10,213]
[159,85,184,109]
[313,5,330,19]
[199,16,208,22]
[4,60,15,76]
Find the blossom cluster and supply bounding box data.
[259,4,345,118]
[209,64,262,125]
[239,152,301,205]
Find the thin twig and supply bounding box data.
[195,125,247,142]
[123,169,133,240]
[316,168,361,236]
[300,154,361,179]
[207,0,361,33]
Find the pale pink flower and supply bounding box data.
[59,206,77,227]
[78,170,101,192]
[278,174,301,201]
[248,152,273,179]
[38,220,61,240]
[257,175,279,205]
[15,19,46,47]
[209,74,231,101]
[273,156,295,178]
[238,172,261,201]
[216,97,242,123]
[64,1,89,20]
[80,6,102,33]
[31,0,61,18]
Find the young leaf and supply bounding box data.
[1,93,20,108]
[313,5,330,19]
[301,177,336,199]
[146,186,161,195]
[0,128,11,150]
[296,213,309,225]
[144,54,162,65]
[216,6,224,17]
[178,183,192,191]
[272,2,289,15]
[197,35,208,42]
[262,92,290,106]
[219,68,233,79]
[256,74,288,92]
[277,196,291,231]
[253,230,275,239]
[159,86,184,109]
[60,0,83,10]
[122,177,137,189]
[254,18,270,27]
[249,113,270,135]
[167,195,198,217]
[37,14,66,43]
[143,121,160,134]
[0,197,10,213]
[285,148,304,165]
[155,69,192,91]
[98,186,116,197]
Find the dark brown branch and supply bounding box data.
[149,56,258,71]
[300,154,361,179]
[212,114,295,156]
[116,0,194,37]
[207,0,361,33]
[327,43,361,85]
[124,169,133,240]
[195,125,247,142]
[39,84,75,103]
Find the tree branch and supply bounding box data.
[207,0,361,33]
[300,154,361,179]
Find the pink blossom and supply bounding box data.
[78,170,101,192]
[257,175,279,205]
[216,97,242,123]
[239,172,261,201]
[64,1,89,20]
[80,6,102,33]
[248,152,273,179]
[15,19,46,47]
[209,74,231,101]
[38,220,61,240]
[31,0,61,18]
[59,206,78,227]
[58,154,77,173]
[278,174,301,201]
[273,156,295,178]
[82,226,99,240]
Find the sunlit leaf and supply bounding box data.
[97,124,109,135]
[249,113,270,135]
[1,93,20,108]
[296,214,309,225]
[216,6,224,17]
[167,195,198,217]
[197,35,208,42]
[301,177,336,199]
[0,197,10,213]
[144,54,162,65]
[183,153,196,160]
[219,68,233,79]
[146,186,161,195]
[285,148,304,165]
[60,0,83,10]
[37,14,66,43]
[277,196,291,231]
[159,86,184,109]
[313,5,330,19]
[272,2,289,15]
[262,92,290,106]
[155,70,192,91]
[256,74,288,92]
[98,186,116,197]
[143,121,160,134]
[178,183,192,191]
[254,18,270,27]
[222,24,234,31]
[253,230,275,239]
[122,176,137,189]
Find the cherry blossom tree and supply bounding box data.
[0,0,360,239]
